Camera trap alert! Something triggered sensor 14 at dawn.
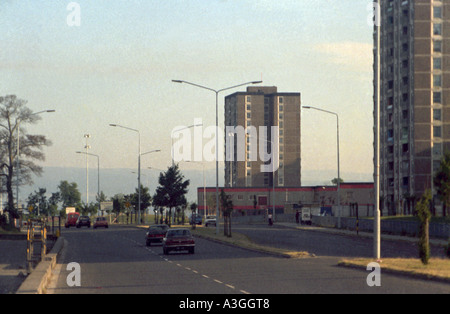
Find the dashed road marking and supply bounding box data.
[121,233,250,294]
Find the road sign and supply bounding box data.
[100,201,114,211]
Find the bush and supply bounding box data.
[416,190,432,265]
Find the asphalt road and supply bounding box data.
[47,224,450,294]
[233,224,447,259]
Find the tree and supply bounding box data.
[48,192,61,216]
[190,202,198,230]
[153,165,189,227]
[129,185,152,223]
[58,180,81,209]
[0,95,52,224]
[433,152,450,217]
[417,189,432,265]
[220,189,233,237]
[331,177,344,185]
[26,188,48,216]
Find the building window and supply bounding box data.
[434,57,442,70]
[433,92,442,103]
[246,96,251,103]
[434,6,442,19]
[434,75,442,87]
[434,40,442,52]
[434,109,442,121]
[433,143,442,156]
[433,125,442,138]
[433,23,442,36]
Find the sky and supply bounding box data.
[0,0,374,199]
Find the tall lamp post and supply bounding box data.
[76,151,100,215]
[109,124,142,223]
[172,79,262,235]
[374,0,381,261]
[302,106,341,228]
[171,123,203,167]
[16,109,55,212]
[137,149,161,223]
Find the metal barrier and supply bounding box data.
[26,219,48,274]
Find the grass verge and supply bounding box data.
[339,257,450,283]
[179,225,311,259]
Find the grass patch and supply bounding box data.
[189,225,311,259]
[339,257,450,282]
[0,225,21,234]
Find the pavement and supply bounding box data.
[0,238,28,294]
[0,221,448,294]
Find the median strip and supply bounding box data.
[338,257,450,283]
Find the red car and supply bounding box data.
[94,217,109,229]
[163,228,195,255]
[145,224,169,246]
[65,212,80,228]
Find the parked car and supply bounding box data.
[205,215,217,227]
[190,214,203,225]
[65,212,80,228]
[93,217,108,229]
[163,228,195,255]
[76,216,91,228]
[145,224,169,246]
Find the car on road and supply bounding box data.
[163,228,195,255]
[93,217,108,229]
[204,215,217,227]
[145,224,169,246]
[65,212,80,228]
[76,216,91,228]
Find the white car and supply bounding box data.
[204,215,217,227]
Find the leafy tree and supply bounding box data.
[331,177,344,185]
[111,193,126,222]
[129,185,152,223]
[48,191,61,216]
[58,180,81,209]
[417,190,432,265]
[190,202,198,230]
[26,188,48,216]
[0,95,52,225]
[433,152,450,217]
[220,189,233,237]
[153,165,189,227]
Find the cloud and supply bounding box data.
[312,42,373,72]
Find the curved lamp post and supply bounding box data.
[172,79,262,234]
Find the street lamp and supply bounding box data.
[109,124,142,223]
[374,0,381,261]
[16,109,55,212]
[76,151,100,215]
[172,79,262,235]
[171,123,203,166]
[302,106,341,228]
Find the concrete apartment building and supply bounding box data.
[224,86,301,188]
[375,0,450,215]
